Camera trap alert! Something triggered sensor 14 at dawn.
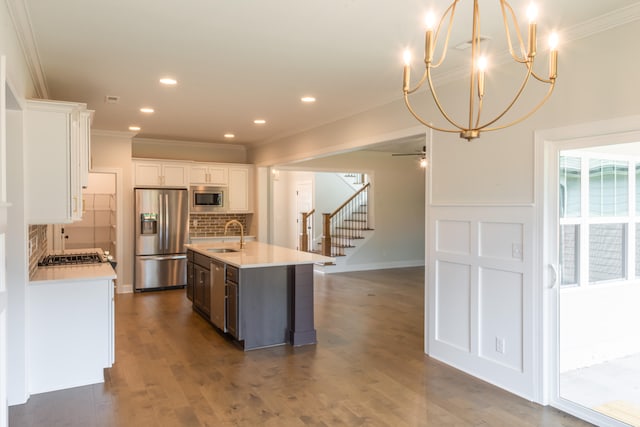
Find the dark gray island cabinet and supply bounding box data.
[185,242,333,351]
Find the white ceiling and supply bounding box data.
[13,0,640,152]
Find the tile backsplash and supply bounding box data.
[189,213,251,237]
[29,225,48,278]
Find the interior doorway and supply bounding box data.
[539,118,640,427]
[53,172,117,257]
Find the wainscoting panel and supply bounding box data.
[428,205,535,400]
[478,267,523,371]
[435,260,471,352]
[435,220,471,255]
[479,222,523,261]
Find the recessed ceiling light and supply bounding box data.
[159,77,177,85]
[301,96,316,103]
[129,126,141,131]
[224,133,235,139]
[254,119,266,124]
[140,107,154,113]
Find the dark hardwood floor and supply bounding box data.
[10,267,591,426]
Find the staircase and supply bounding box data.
[300,183,373,261]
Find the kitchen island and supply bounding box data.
[185,241,333,350]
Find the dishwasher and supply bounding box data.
[210,260,226,331]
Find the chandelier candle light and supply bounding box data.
[402,0,558,141]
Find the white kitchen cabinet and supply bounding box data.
[79,110,93,188]
[26,99,92,224]
[190,163,228,186]
[134,160,189,187]
[228,165,253,212]
[29,277,114,394]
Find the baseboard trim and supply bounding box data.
[316,260,425,274]
[117,283,133,294]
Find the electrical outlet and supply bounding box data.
[496,337,506,354]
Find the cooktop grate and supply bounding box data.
[39,252,104,266]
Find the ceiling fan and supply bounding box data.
[391,146,427,168]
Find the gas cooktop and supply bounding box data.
[39,252,106,266]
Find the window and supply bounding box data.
[560,153,637,286]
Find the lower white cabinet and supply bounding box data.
[28,278,114,394]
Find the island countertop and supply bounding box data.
[185,241,334,269]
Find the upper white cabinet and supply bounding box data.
[190,164,228,186]
[79,110,93,188]
[228,165,253,212]
[134,160,189,187]
[133,159,253,212]
[26,99,93,224]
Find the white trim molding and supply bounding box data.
[5,0,49,98]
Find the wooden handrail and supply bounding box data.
[322,213,331,256]
[299,209,316,252]
[330,183,370,218]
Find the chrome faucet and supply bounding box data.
[224,219,245,249]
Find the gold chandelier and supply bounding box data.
[402,0,558,141]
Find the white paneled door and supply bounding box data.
[0,55,9,427]
[295,181,313,250]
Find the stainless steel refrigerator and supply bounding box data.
[134,188,188,291]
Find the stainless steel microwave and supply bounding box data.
[190,186,225,212]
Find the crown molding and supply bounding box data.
[91,129,137,139]
[433,3,640,87]
[563,2,640,41]
[5,0,49,98]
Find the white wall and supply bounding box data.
[2,0,38,407]
[270,170,295,248]
[6,108,28,405]
[132,137,247,163]
[248,18,640,401]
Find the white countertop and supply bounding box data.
[31,263,117,284]
[185,241,334,268]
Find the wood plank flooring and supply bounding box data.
[9,267,592,426]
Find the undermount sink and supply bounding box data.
[206,248,238,253]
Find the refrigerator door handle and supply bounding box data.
[137,254,187,261]
[165,194,169,250]
[158,193,164,250]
